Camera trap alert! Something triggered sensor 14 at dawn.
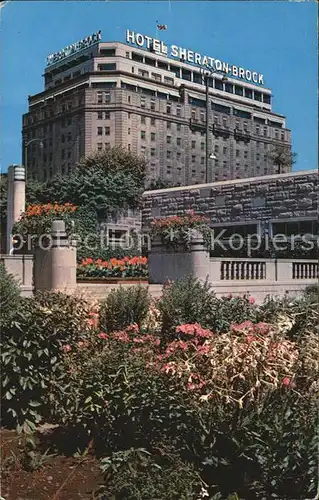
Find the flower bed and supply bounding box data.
[150,210,211,249]
[77,256,148,279]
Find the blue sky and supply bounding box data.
[1,0,318,172]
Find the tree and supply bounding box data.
[31,147,147,220]
[267,146,297,174]
[147,179,180,190]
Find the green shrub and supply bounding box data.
[159,277,213,333]
[0,291,94,433]
[98,447,205,499]
[0,262,21,324]
[99,285,151,332]
[158,277,257,334]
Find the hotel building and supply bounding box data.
[22,31,292,185]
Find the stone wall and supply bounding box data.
[142,170,318,228]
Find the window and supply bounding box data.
[151,132,156,141]
[145,57,156,67]
[177,123,181,131]
[256,125,260,134]
[128,128,131,135]
[245,88,253,99]
[201,143,205,150]
[138,69,149,78]
[97,143,103,151]
[105,143,110,149]
[166,104,171,114]
[263,94,271,105]
[264,127,268,137]
[191,110,196,120]
[167,136,171,144]
[126,51,130,58]
[158,61,168,70]
[192,155,196,163]
[236,150,240,157]
[164,76,174,84]
[167,151,171,159]
[182,69,191,81]
[67,132,72,142]
[98,63,116,71]
[167,122,171,130]
[151,100,155,110]
[97,111,103,119]
[201,157,204,165]
[151,72,161,82]
[141,131,146,139]
[128,95,131,104]
[235,85,244,96]
[151,148,155,156]
[141,97,146,108]
[151,118,156,126]
[223,147,227,154]
[67,117,72,126]
[215,79,224,90]
[99,49,116,57]
[176,106,181,117]
[200,111,205,122]
[192,141,196,149]
[61,149,65,159]
[177,152,181,160]
[177,137,181,146]
[105,127,110,135]
[256,153,260,161]
[141,116,146,124]
[254,91,262,102]
[225,83,233,93]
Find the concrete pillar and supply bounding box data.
[34,220,77,293]
[148,230,210,284]
[6,165,26,254]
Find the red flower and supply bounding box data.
[126,323,139,334]
[98,332,108,340]
[249,297,255,304]
[62,344,71,353]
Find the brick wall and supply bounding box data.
[142,170,318,227]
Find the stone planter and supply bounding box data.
[148,231,210,284]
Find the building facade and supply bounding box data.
[22,33,292,185]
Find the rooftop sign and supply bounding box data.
[46,30,102,67]
[126,29,264,85]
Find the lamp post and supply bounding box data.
[203,66,228,183]
[24,138,44,180]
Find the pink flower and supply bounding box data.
[249,297,255,304]
[246,335,256,343]
[231,320,254,332]
[62,344,71,353]
[98,332,108,340]
[126,323,139,334]
[282,377,291,386]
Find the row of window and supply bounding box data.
[128,51,271,104]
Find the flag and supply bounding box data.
[157,24,167,31]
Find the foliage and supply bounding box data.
[38,147,146,219]
[50,313,318,498]
[151,211,211,250]
[0,291,96,433]
[147,179,180,190]
[159,277,214,333]
[158,277,257,334]
[0,262,21,325]
[266,146,297,174]
[77,256,148,279]
[99,285,151,332]
[98,447,205,499]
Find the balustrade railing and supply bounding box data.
[292,261,318,280]
[220,260,266,280]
